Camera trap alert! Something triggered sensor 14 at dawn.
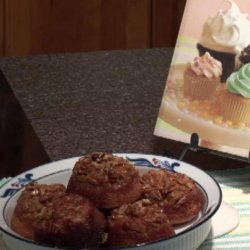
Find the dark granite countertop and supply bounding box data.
[0,49,175,160]
[0,48,247,176]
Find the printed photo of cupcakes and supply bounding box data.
[197,0,250,82]
[217,63,250,126]
[183,52,222,100]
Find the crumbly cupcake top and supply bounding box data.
[73,152,139,187]
[226,63,250,98]
[109,199,173,233]
[199,0,250,53]
[239,44,250,64]
[187,52,222,78]
[14,182,66,221]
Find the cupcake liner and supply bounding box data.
[197,43,236,82]
[219,90,250,125]
[183,71,219,100]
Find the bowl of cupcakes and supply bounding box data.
[0,152,222,250]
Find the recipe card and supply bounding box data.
[154,0,250,158]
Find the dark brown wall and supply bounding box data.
[0,0,186,56]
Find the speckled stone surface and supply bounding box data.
[0,48,178,161]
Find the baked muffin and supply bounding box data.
[67,152,142,209]
[11,182,66,240]
[33,193,107,248]
[197,0,250,82]
[183,52,222,100]
[140,169,203,225]
[217,63,250,126]
[107,199,175,248]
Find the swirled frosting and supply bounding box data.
[227,63,250,98]
[187,52,222,78]
[199,0,250,53]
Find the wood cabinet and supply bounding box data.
[0,0,186,56]
[152,0,186,48]
[0,0,4,55]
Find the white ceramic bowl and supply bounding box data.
[0,153,222,250]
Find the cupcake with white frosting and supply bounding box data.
[183,52,222,100]
[197,0,250,82]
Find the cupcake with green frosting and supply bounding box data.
[218,63,250,125]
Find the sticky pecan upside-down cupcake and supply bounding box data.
[33,193,107,248]
[140,169,203,225]
[67,152,142,209]
[107,199,175,248]
[11,182,66,240]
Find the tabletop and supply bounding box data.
[0,48,248,178]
